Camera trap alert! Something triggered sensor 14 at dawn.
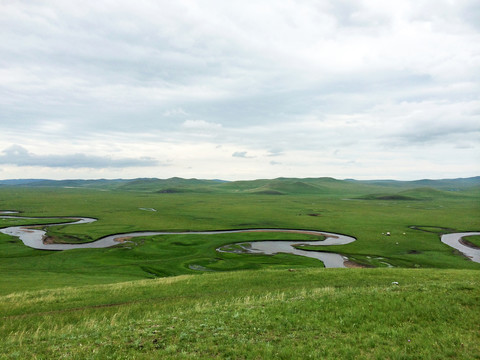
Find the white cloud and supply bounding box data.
[267,149,284,157]
[163,108,188,117]
[232,151,253,159]
[182,120,222,130]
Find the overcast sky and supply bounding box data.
[1,0,479,180]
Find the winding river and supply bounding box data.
[1,211,479,267]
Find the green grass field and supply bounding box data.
[1,268,479,359]
[0,177,479,359]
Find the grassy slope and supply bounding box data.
[1,268,479,359]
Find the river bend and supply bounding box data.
[441,232,480,263]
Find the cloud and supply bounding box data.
[0,145,159,169]
[232,151,254,159]
[267,148,284,157]
[163,108,188,117]
[181,120,222,130]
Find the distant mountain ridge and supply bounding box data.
[346,176,480,190]
[0,176,478,198]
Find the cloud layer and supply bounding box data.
[0,145,159,169]
[0,1,479,179]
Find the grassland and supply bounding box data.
[0,177,479,359]
[1,268,479,359]
[464,235,480,248]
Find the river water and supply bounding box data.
[217,230,355,268]
[441,232,480,263]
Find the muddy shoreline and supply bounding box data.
[459,238,480,250]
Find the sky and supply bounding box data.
[1,0,479,181]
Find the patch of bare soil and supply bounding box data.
[459,238,480,250]
[43,236,56,244]
[114,236,133,243]
[343,260,370,268]
[20,226,44,232]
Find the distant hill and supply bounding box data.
[397,187,473,199]
[246,180,327,195]
[346,176,480,191]
[0,179,49,186]
[0,178,129,189]
[356,194,418,201]
[0,176,478,197]
[218,179,328,195]
[119,177,226,193]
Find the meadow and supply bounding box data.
[1,268,479,359]
[0,177,479,359]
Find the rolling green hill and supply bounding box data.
[1,176,479,197]
[347,176,480,191]
[355,187,474,201]
[119,177,224,192]
[245,180,326,195]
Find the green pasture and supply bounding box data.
[464,234,480,248]
[0,182,479,295]
[1,268,479,359]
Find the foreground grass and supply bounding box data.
[1,268,479,359]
